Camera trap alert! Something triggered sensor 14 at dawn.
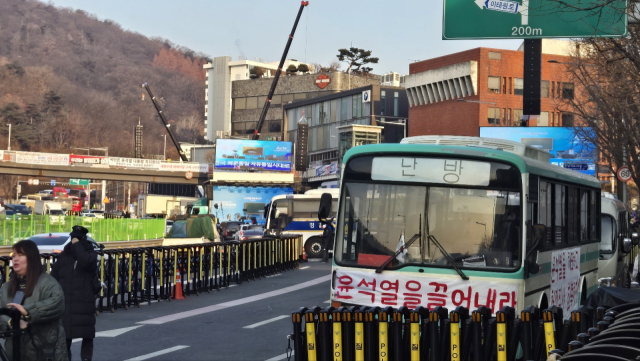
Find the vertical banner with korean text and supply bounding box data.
[334,269,518,314]
[550,247,581,315]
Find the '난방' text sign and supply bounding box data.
[334,269,518,314]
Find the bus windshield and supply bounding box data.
[335,156,523,272]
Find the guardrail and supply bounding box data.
[0,235,302,314]
[288,302,640,361]
[0,216,165,245]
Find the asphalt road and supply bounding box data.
[76,260,331,361]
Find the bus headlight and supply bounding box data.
[598,277,614,287]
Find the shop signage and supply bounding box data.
[315,74,331,89]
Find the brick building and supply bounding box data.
[404,40,579,137]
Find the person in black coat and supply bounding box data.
[51,225,97,361]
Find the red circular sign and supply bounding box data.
[27,179,33,185]
[617,166,632,183]
[314,74,331,89]
[185,171,193,180]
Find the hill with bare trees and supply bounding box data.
[0,0,209,158]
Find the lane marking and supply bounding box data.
[300,266,310,270]
[324,300,331,303]
[243,315,289,329]
[124,346,190,361]
[265,351,294,361]
[96,325,144,337]
[138,275,330,325]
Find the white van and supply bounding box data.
[598,193,634,287]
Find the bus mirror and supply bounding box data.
[318,193,333,219]
[532,224,547,247]
[527,260,539,275]
[632,232,639,246]
[622,238,632,254]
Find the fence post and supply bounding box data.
[332,308,344,361]
[292,307,308,361]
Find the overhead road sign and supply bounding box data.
[70,179,90,185]
[443,0,628,39]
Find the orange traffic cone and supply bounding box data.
[302,247,308,262]
[172,273,186,300]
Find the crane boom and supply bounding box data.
[141,82,189,162]
[252,1,309,140]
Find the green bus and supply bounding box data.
[331,136,602,315]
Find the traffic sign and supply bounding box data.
[185,171,193,180]
[103,197,110,204]
[617,166,632,183]
[563,163,588,171]
[51,180,56,186]
[442,0,627,40]
[70,179,90,186]
[27,179,33,185]
[28,179,39,186]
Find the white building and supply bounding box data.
[203,56,311,142]
[380,71,407,87]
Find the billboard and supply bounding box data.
[215,139,292,172]
[212,186,293,224]
[480,127,596,176]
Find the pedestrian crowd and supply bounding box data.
[0,225,98,361]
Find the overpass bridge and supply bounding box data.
[0,151,211,184]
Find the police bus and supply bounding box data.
[330,136,603,314]
[265,188,338,258]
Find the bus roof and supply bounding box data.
[270,190,339,203]
[343,142,601,189]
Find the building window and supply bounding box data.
[508,77,512,94]
[541,81,549,98]
[562,82,574,99]
[538,111,549,126]
[488,51,502,60]
[394,92,399,116]
[514,109,523,123]
[562,113,574,126]
[352,95,362,118]
[269,121,282,133]
[340,97,349,121]
[555,184,566,244]
[502,77,507,94]
[381,90,386,115]
[246,97,258,109]
[514,78,524,95]
[234,98,246,110]
[488,107,500,125]
[488,76,501,93]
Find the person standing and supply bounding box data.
[0,240,68,361]
[51,225,98,361]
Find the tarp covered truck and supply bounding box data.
[136,195,199,218]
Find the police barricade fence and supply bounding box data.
[0,235,302,314]
[289,302,640,361]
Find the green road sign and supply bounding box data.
[443,0,627,40]
[70,179,90,185]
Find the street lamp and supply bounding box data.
[161,135,167,160]
[6,124,11,151]
[457,98,499,126]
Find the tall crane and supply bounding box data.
[252,1,309,140]
[141,82,189,162]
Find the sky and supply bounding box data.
[47,0,523,74]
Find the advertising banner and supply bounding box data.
[315,163,339,177]
[15,152,69,166]
[157,163,212,173]
[108,157,162,169]
[70,155,109,166]
[335,269,518,314]
[550,247,581,318]
[213,186,293,224]
[215,139,292,171]
[480,127,597,176]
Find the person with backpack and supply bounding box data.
[51,225,98,361]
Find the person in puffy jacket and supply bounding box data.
[51,225,98,361]
[0,239,68,361]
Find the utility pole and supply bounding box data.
[6,124,11,151]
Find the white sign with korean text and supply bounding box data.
[15,152,69,166]
[334,269,518,314]
[157,163,212,173]
[108,157,161,169]
[371,157,491,186]
[549,247,581,316]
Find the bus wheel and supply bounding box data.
[305,237,324,258]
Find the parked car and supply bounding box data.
[6,204,31,219]
[79,211,97,223]
[89,210,105,219]
[28,232,101,253]
[234,224,264,241]
[222,221,243,242]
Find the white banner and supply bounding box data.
[550,247,581,316]
[334,269,518,314]
[15,152,69,166]
[108,157,161,169]
[157,163,212,173]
